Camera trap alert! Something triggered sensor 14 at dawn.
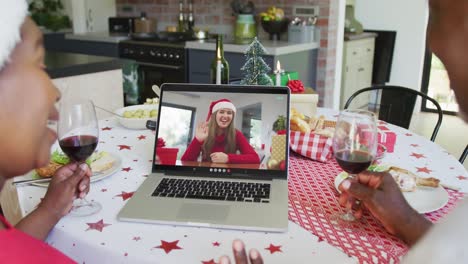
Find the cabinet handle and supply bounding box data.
[367,48,372,52]
[358,67,365,72]
[353,51,357,55]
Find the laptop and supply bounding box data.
[118,83,290,232]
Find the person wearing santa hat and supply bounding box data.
[0,2,263,263]
[0,1,91,263]
[181,99,260,164]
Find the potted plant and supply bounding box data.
[230,0,256,44]
[259,6,289,40]
[28,0,71,32]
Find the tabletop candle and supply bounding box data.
[275,60,284,86]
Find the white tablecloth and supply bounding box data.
[13,109,467,263]
[14,117,354,264]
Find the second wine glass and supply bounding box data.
[333,109,378,222]
[58,98,101,216]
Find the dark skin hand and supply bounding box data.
[15,163,91,240]
[219,239,264,264]
[339,171,432,246]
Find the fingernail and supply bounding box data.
[80,184,87,191]
[79,163,88,171]
[342,180,351,190]
[233,240,243,252]
[219,256,229,264]
[250,249,259,260]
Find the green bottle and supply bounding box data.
[210,35,230,84]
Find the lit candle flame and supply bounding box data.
[276,60,281,72]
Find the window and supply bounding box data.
[158,103,195,159]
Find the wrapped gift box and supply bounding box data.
[290,88,319,118]
[361,125,397,153]
[289,131,333,162]
[271,134,287,162]
[268,71,299,86]
[377,125,396,153]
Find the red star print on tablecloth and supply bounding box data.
[133,236,141,241]
[137,135,146,140]
[101,127,112,131]
[117,145,131,150]
[201,259,217,264]
[457,176,468,180]
[86,219,111,232]
[212,241,220,247]
[101,188,107,192]
[405,133,413,136]
[265,244,282,254]
[416,167,432,174]
[410,144,419,147]
[410,153,426,159]
[115,191,135,201]
[153,240,182,254]
[122,167,132,172]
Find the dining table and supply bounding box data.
[5,108,468,264]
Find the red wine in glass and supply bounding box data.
[59,135,98,162]
[332,109,378,223]
[335,150,373,175]
[57,98,101,216]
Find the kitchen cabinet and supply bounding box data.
[44,33,120,57]
[340,35,376,109]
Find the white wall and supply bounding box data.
[354,0,429,92]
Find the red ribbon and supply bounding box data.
[276,130,287,135]
[287,80,305,93]
[157,138,166,148]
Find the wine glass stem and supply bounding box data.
[342,173,361,222]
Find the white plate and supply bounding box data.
[31,153,122,187]
[334,170,449,214]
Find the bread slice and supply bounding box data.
[389,166,440,192]
[90,152,115,172]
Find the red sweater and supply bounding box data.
[0,215,75,263]
[181,130,260,164]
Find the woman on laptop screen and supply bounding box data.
[181,99,260,164]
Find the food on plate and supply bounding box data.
[90,152,115,172]
[144,97,159,105]
[123,108,158,119]
[35,150,115,178]
[389,166,440,192]
[36,162,63,178]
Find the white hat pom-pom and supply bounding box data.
[0,0,29,70]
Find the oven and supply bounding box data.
[119,40,187,105]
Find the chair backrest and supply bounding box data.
[344,85,443,142]
[460,145,468,164]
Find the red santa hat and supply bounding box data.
[0,0,28,71]
[206,99,236,121]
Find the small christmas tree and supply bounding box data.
[240,37,273,85]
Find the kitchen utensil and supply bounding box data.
[134,12,156,34]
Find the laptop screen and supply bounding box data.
[152,84,290,178]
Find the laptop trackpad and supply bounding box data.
[177,203,230,221]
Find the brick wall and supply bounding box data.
[117,0,339,107]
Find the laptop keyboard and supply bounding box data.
[151,178,271,203]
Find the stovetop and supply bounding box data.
[120,31,198,48]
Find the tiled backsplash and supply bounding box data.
[116,0,339,107]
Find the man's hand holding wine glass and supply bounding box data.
[40,163,91,218]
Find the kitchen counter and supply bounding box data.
[65,32,129,43]
[185,39,320,56]
[45,51,127,79]
[344,32,378,41]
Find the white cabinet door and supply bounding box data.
[70,0,116,33]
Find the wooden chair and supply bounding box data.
[344,85,443,142]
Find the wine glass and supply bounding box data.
[333,109,378,222]
[57,98,101,216]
